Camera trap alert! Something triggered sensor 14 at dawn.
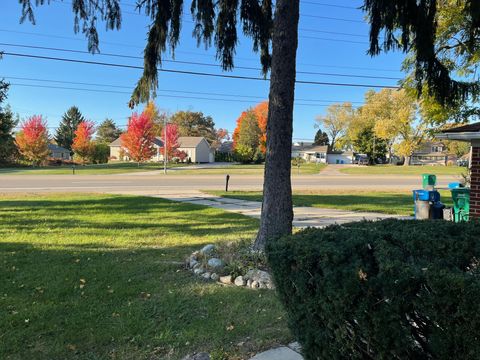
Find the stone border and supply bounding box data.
[185,244,275,290]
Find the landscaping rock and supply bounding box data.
[189,258,199,268]
[207,258,224,269]
[251,280,259,289]
[182,353,210,360]
[219,275,232,284]
[202,272,211,280]
[210,273,219,281]
[245,269,274,289]
[234,276,246,286]
[247,279,252,287]
[200,244,215,255]
[193,267,205,275]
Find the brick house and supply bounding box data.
[437,122,480,219]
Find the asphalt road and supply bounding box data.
[0,173,460,194]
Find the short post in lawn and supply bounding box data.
[225,174,230,192]
[72,164,75,175]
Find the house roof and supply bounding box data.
[436,122,480,141]
[178,137,207,148]
[48,144,69,152]
[295,145,328,153]
[110,138,122,146]
[110,136,208,148]
[328,150,354,155]
[110,136,164,147]
[217,141,233,153]
[442,122,480,133]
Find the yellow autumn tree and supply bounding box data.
[315,102,354,150]
[361,89,425,165]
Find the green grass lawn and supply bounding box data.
[0,194,290,359]
[175,163,326,176]
[207,190,454,216]
[0,162,174,175]
[340,165,466,176]
[0,162,326,176]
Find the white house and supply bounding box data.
[109,136,214,163]
[326,150,354,164]
[292,144,329,163]
[177,137,215,163]
[292,143,354,164]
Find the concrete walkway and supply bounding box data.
[152,191,407,228]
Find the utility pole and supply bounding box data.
[163,116,167,175]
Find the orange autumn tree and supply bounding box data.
[253,101,268,153]
[233,102,268,150]
[15,115,50,166]
[232,101,268,157]
[72,121,95,163]
[120,112,156,164]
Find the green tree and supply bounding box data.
[234,111,262,163]
[55,106,85,153]
[170,111,216,143]
[313,130,330,146]
[96,119,122,144]
[0,81,18,164]
[19,0,300,249]
[91,142,110,164]
[315,103,354,150]
[364,0,480,108]
[352,126,388,165]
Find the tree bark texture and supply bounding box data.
[254,0,300,250]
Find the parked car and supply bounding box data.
[457,158,469,167]
[357,156,369,165]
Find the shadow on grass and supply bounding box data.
[0,194,287,359]
[0,242,289,360]
[0,196,258,240]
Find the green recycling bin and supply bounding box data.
[451,188,470,222]
[422,174,437,189]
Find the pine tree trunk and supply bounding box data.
[253,0,300,251]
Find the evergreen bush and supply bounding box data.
[267,219,480,360]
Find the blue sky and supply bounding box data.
[0,1,405,141]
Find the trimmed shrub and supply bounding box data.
[267,219,480,360]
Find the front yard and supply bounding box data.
[0,194,290,359]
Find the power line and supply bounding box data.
[0,43,401,80]
[299,28,366,38]
[301,1,361,10]
[2,75,365,104]
[9,83,364,108]
[0,28,401,73]
[1,52,399,89]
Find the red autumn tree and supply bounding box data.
[160,123,180,160]
[120,112,156,164]
[232,101,268,153]
[15,115,50,166]
[72,121,95,163]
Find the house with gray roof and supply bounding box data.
[48,144,71,160]
[109,136,214,163]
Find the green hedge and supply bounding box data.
[267,219,480,359]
